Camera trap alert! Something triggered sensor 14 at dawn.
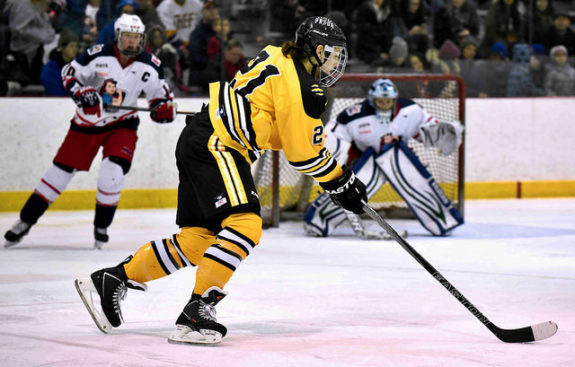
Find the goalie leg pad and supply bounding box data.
[376,141,463,236]
[304,150,385,237]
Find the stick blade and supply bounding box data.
[496,321,558,343]
[532,321,558,342]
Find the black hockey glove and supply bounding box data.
[319,166,367,215]
[73,87,102,117]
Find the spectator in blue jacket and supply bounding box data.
[97,0,137,44]
[40,32,79,96]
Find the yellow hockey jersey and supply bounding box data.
[208,45,342,183]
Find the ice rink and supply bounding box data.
[0,199,574,367]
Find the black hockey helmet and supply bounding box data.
[295,16,347,87]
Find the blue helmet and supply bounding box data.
[368,78,398,108]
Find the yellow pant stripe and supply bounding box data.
[208,135,240,206]
[221,151,248,204]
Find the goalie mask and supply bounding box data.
[295,16,348,87]
[368,78,398,123]
[114,14,146,57]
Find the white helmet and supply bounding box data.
[114,14,146,56]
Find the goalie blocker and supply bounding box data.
[305,142,463,236]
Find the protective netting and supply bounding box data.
[253,74,465,227]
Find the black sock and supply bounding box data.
[20,193,50,225]
[94,204,117,229]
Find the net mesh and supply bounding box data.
[253,74,465,227]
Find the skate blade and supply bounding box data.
[4,240,19,248]
[94,241,105,250]
[74,278,113,334]
[167,325,222,345]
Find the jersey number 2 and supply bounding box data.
[312,125,324,145]
[231,50,280,96]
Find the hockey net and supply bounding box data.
[253,74,466,228]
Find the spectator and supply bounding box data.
[269,0,306,36]
[396,0,430,54]
[478,42,511,97]
[459,36,482,97]
[544,45,575,96]
[506,43,546,96]
[206,17,231,63]
[40,31,79,96]
[5,0,56,85]
[483,0,523,49]
[209,38,246,83]
[135,0,163,29]
[97,0,137,44]
[57,0,87,37]
[146,25,188,95]
[156,0,203,48]
[187,1,219,89]
[528,0,555,44]
[379,36,410,72]
[355,0,395,65]
[434,40,461,97]
[96,0,120,31]
[543,13,575,56]
[82,15,98,49]
[86,0,100,23]
[434,0,480,48]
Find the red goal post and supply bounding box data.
[253,73,466,228]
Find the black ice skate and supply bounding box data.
[4,220,32,248]
[94,227,109,250]
[168,286,228,345]
[74,256,147,333]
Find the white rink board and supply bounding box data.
[0,199,574,367]
[1,97,575,192]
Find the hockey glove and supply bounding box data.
[150,100,175,123]
[73,87,102,117]
[319,166,367,214]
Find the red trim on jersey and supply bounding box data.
[34,190,52,204]
[64,77,77,89]
[41,179,61,195]
[97,188,121,195]
[73,109,137,126]
[96,201,118,207]
[114,45,135,68]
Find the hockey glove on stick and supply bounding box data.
[319,165,367,215]
[150,100,175,123]
[73,87,102,117]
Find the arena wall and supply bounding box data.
[0,97,573,211]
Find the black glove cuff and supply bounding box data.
[319,166,354,194]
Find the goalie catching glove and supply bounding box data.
[73,87,102,117]
[150,99,175,123]
[419,120,464,156]
[319,166,367,214]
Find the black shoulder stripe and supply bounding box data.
[293,59,327,119]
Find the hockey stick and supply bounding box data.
[103,104,197,116]
[361,201,558,343]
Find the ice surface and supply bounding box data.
[1,199,574,367]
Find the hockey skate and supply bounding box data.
[4,220,32,248]
[168,286,228,345]
[94,227,108,250]
[74,256,147,333]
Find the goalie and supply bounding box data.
[304,78,464,238]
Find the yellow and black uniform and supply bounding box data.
[122,45,344,297]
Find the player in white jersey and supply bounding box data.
[304,78,464,238]
[157,0,203,47]
[3,14,175,249]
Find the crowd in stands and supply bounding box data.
[1,0,574,97]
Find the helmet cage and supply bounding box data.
[295,17,348,87]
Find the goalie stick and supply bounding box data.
[361,201,558,343]
[103,104,197,116]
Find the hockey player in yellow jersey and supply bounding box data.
[75,16,367,345]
